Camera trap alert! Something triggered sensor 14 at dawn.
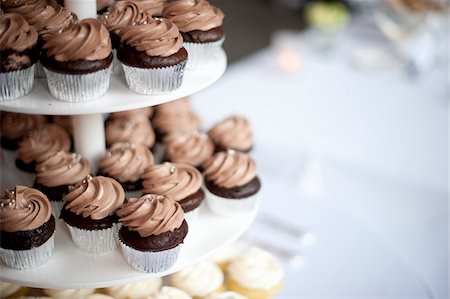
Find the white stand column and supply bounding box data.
[72,114,106,173]
[64,0,97,19]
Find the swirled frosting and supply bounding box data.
[106,115,155,148]
[152,110,201,135]
[152,286,192,299]
[0,13,37,52]
[99,142,154,183]
[35,151,91,187]
[104,278,162,299]
[0,185,51,232]
[163,131,214,167]
[17,123,71,164]
[170,261,224,297]
[128,0,165,16]
[0,112,46,140]
[63,175,125,220]
[101,1,147,35]
[154,97,191,115]
[43,18,112,62]
[109,107,153,119]
[117,194,184,237]
[163,0,224,32]
[226,247,284,290]
[119,17,183,57]
[43,288,95,299]
[204,151,256,188]
[208,116,253,152]
[51,115,73,135]
[3,0,57,10]
[142,162,202,201]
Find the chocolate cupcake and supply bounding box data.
[153,96,191,116]
[142,162,204,224]
[41,18,113,102]
[108,107,153,120]
[152,107,201,142]
[51,115,73,136]
[163,0,224,68]
[99,142,154,198]
[0,13,39,100]
[117,194,188,273]
[128,0,166,17]
[60,175,125,254]
[33,151,91,217]
[0,112,46,150]
[203,150,261,217]
[105,114,155,149]
[0,185,55,269]
[16,123,71,173]
[118,17,188,95]
[208,116,253,153]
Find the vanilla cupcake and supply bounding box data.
[151,286,192,299]
[43,288,95,298]
[103,278,162,299]
[225,247,284,299]
[209,242,243,271]
[0,112,46,150]
[0,282,30,298]
[208,116,253,153]
[105,114,155,149]
[170,261,225,298]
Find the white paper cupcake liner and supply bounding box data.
[34,61,46,78]
[0,65,35,101]
[205,187,258,217]
[120,240,181,273]
[184,37,225,69]
[44,66,112,102]
[50,200,64,219]
[111,49,124,76]
[66,223,118,254]
[121,61,186,95]
[125,190,143,199]
[0,235,54,269]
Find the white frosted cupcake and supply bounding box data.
[103,278,162,299]
[43,288,95,298]
[150,286,192,299]
[209,242,243,271]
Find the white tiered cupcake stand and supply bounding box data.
[0,0,258,289]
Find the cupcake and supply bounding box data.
[163,0,224,68]
[41,18,113,102]
[33,151,91,217]
[105,114,155,149]
[128,0,166,17]
[117,17,188,95]
[208,116,253,153]
[209,242,243,271]
[50,115,73,136]
[16,123,71,173]
[0,112,46,150]
[0,282,31,298]
[42,288,96,298]
[108,107,153,120]
[98,142,154,198]
[103,278,162,299]
[142,162,204,224]
[150,286,192,299]
[205,292,249,299]
[0,13,39,100]
[203,150,260,217]
[117,194,188,273]
[225,247,284,299]
[60,175,125,254]
[153,96,191,116]
[169,261,225,298]
[152,107,201,142]
[0,186,55,269]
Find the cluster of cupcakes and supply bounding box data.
[0,0,225,102]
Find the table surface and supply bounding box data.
[191,26,448,298]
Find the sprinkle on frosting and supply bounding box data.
[117,194,184,237]
[106,115,155,148]
[101,1,148,35]
[163,131,214,167]
[208,116,253,152]
[0,185,51,232]
[0,112,46,140]
[0,13,37,52]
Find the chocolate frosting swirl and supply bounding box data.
[63,175,125,220]
[152,110,201,135]
[106,115,155,148]
[127,0,166,16]
[109,107,153,119]
[43,18,112,62]
[101,1,147,35]
[163,0,224,32]
[204,150,257,188]
[142,162,202,201]
[0,112,46,140]
[17,123,72,164]
[36,151,92,187]
[117,194,184,237]
[0,13,37,52]
[208,116,253,152]
[100,142,154,184]
[154,97,191,115]
[0,185,51,232]
[3,0,57,10]
[163,131,214,167]
[119,17,183,57]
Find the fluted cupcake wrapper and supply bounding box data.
[44,66,112,102]
[204,187,258,217]
[111,49,124,76]
[121,61,186,95]
[120,240,181,273]
[0,65,35,101]
[66,223,118,254]
[0,235,55,270]
[184,37,225,69]
[50,200,64,219]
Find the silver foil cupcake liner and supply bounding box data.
[66,224,118,254]
[121,61,186,95]
[205,187,258,217]
[184,37,225,69]
[44,66,112,102]
[120,240,181,273]
[0,65,35,101]
[50,200,64,219]
[0,235,55,269]
[112,49,124,76]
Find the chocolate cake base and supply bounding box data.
[118,43,188,68]
[32,181,69,203]
[0,136,20,150]
[40,52,113,75]
[119,220,188,252]
[0,215,55,250]
[0,45,40,72]
[15,159,36,173]
[205,176,261,199]
[182,27,225,43]
[178,189,204,213]
[60,204,118,230]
